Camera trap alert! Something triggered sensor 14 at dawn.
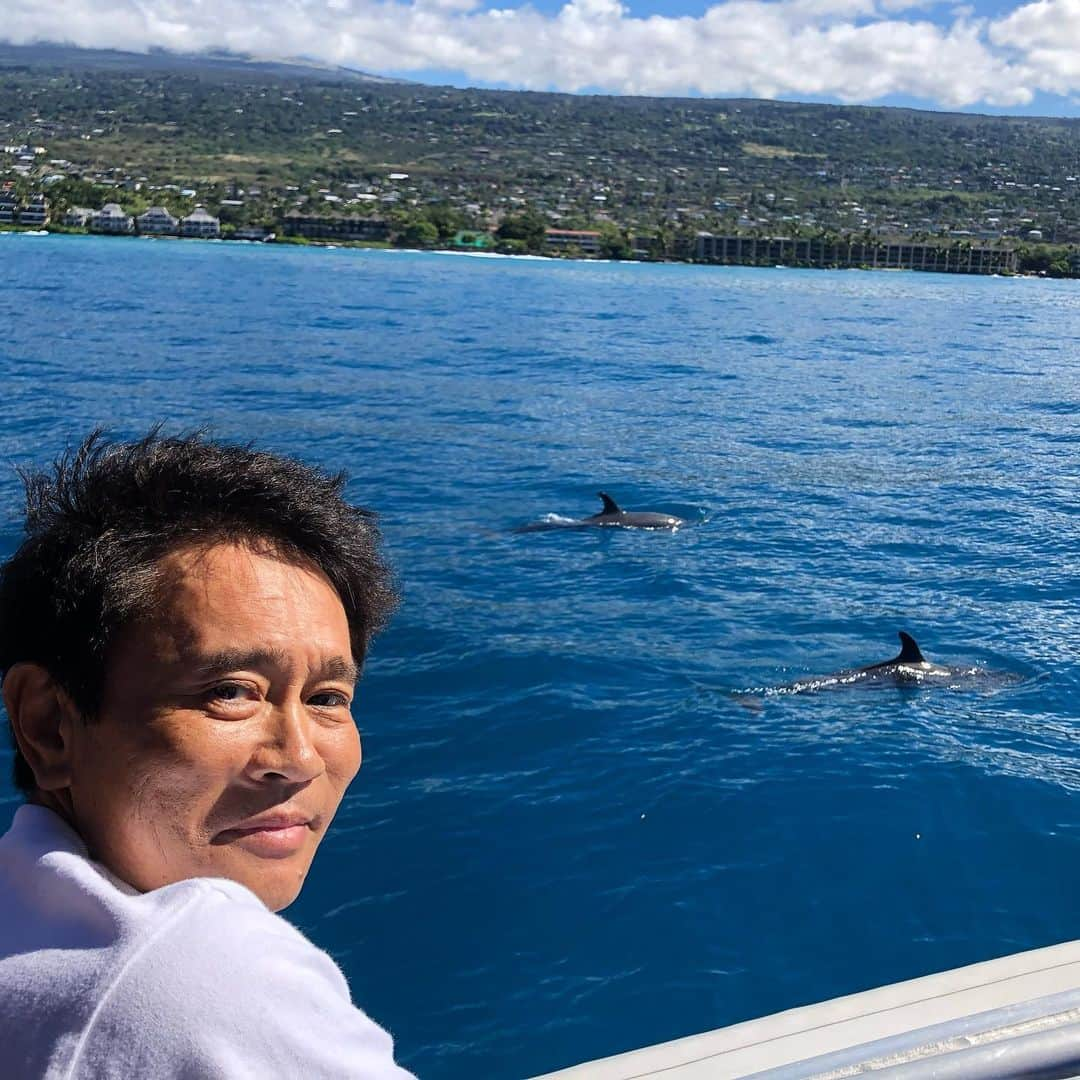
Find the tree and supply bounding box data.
[398,218,439,247]
[598,222,632,260]
[1017,244,1077,278]
[425,202,464,241]
[495,209,546,252]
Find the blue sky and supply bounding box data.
[6,0,1080,115]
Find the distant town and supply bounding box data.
[2,44,1079,276]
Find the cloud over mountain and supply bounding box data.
[4,0,1079,107]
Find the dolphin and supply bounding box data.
[584,492,684,530]
[849,631,955,681]
[745,632,1015,699]
[515,492,684,533]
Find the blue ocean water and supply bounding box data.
[0,233,1077,1079]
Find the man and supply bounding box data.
[0,431,415,1078]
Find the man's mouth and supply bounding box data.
[213,812,317,856]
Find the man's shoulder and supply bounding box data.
[84,879,413,1078]
[129,876,350,996]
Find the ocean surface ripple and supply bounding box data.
[1,236,1078,1079]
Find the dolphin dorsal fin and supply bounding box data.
[597,492,621,514]
[896,631,925,663]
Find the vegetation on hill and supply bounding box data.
[0,43,1078,272]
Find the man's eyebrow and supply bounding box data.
[196,649,360,684]
[320,656,361,683]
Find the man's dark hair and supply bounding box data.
[0,430,398,793]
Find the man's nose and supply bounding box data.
[248,701,324,784]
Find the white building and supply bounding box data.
[64,207,94,227]
[232,226,275,242]
[180,207,220,238]
[543,228,602,255]
[92,204,134,234]
[18,195,48,227]
[137,207,179,234]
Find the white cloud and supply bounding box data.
[990,0,1080,93]
[1,0,1076,107]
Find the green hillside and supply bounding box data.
[1,43,1078,249]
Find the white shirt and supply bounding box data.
[0,804,416,1079]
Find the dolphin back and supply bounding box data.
[895,631,926,664]
[576,492,682,528]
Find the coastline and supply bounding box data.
[1,225,1053,278]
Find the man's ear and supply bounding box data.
[3,663,80,792]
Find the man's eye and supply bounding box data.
[309,691,350,708]
[207,683,251,703]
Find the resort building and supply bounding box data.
[180,207,221,238]
[17,195,48,226]
[64,207,94,228]
[630,234,661,258]
[281,213,390,242]
[0,192,16,225]
[694,233,1018,276]
[233,225,275,242]
[544,228,602,255]
[137,207,179,235]
[92,204,134,234]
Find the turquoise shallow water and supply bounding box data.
[0,234,1078,1078]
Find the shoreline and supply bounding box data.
[2,225,1061,280]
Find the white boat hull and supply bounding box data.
[530,940,1080,1078]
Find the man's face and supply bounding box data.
[64,542,362,911]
